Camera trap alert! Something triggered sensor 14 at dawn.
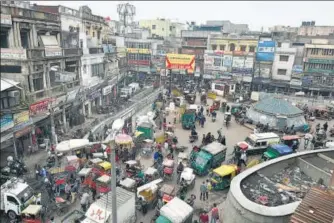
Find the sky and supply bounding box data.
[31,1,334,31]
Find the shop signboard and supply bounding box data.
[13,111,33,131]
[166,54,195,73]
[128,60,150,66]
[194,67,201,77]
[256,41,276,62]
[29,98,53,116]
[45,48,63,57]
[0,114,14,132]
[1,14,12,25]
[126,48,151,54]
[102,85,112,96]
[292,65,303,74]
[1,48,27,60]
[232,57,245,69]
[254,68,271,78]
[244,57,254,69]
[223,55,232,68]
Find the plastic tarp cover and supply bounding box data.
[40,35,59,46]
[160,197,193,223]
[246,108,306,128]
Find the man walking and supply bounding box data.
[200,181,207,201]
[210,203,219,223]
[206,179,212,200]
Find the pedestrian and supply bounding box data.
[71,180,79,203]
[226,105,230,113]
[239,151,247,167]
[80,191,90,212]
[324,122,328,132]
[200,106,204,114]
[64,182,71,201]
[210,203,219,223]
[91,187,97,201]
[200,181,207,201]
[164,140,169,154]
[202,134,206,144]
[199,211,209,223]
[206,106,210,116]
[206,179,212,200]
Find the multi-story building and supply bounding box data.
[206,20,249,34]
[298,21,334,36]
[271,42,297,91]
[0,2,81,159]
[181,30,220,75]
[302,39,334,96]
[139,18,185,38]
[205,34,258,83]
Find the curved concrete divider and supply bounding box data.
[223,148,334,223]
[83,87,163,139]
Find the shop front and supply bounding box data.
[12,111,33,157]
[87,89,102,114]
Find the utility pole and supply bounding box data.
[49,66,59,164]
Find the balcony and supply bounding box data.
[63,48,82,57]
[89,47,103,54]
[27,48,63,60]
[1,5,60,22]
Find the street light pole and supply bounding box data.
[109,139,117,223]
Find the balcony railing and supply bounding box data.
[89,47,103,54]
[27,48,64,59]
[1,5,60,22]
[63,48,82,57]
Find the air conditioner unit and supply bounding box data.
[8,90,20,98]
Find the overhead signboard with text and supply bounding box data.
[166,54,195,73]
[256,41,276,62]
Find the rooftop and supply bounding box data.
[241,151,334,207]
[253,97,303,117]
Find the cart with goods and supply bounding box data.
[162,159,174,181]
[120,177,137,192]
[137,179,163,210]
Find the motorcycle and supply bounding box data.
[189,134,198,143]
[186,194,196,207]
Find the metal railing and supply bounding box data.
[63,48,82,57]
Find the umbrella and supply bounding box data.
[115,134,133,145]
[56,139,89,152]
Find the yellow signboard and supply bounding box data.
[13,111,30,126]
[208,91,217,100]
[166,54,195,73]
[126,48,151,54]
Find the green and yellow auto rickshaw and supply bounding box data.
[190,142,227,176]
[210,164,239,190]
[262,144,293,161]
[230,103,242,115]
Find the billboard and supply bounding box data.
[223,55,232,68]
[127,48,151,54]
[166,54,195,73]
[256,41,276,61]
[232,57,245,69]
[0,114,14,132]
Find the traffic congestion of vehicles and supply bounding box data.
[1,77,334,223]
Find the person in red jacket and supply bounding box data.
[199,211,209,223]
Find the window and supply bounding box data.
[20,31,29,49]
[92,32,95,37]
[6,196,19,205]
[97,31,101,40]
[277,42,282,47]
[212,45,217,50]
[279,55,289,62]
[240,45,246,52]
[0,30,9,48]
[249,46,255,52]
[311,48,319,55]
[277,69,287,75]
[91,63,104,77]
[1,65,22,73]
[152,25,156,30]
[169,26,172,31]
[220,45,225,51]
[261,142,267,146]
[229,43,235,51]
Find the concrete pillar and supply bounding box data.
[29,29,34,48]
[32,24,38,47]
[62,109,67,133]
[87,101,92,117]
[98,96,102,106]
[82,103,86,117]
[57,33,61,46]
[8,26,15,47]
[16,22,22,48]
[12,22,18,47]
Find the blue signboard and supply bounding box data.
[292,65,303,73]
[0,114,14,132]
[256,41,276,62]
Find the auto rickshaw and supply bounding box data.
[262,144,293,161]
[162,159,174,181]
[212,99,221,110]
[207,90,217,100]
[78,167,92,183]
[179,167,196,189]
[137,178,163,210]
[92,161,111,176]
[281,135,301,151]
[159,184,181,204]
[120,177,137,192]
[144,167,160,182]
[210,164,239,190]
[231,103,242,115]
[21,204,43,223]
[96,175,111,194]
[185,93,196,104]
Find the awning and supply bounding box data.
[1,78,20,92]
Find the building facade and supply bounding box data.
[206,20,249,34]
[139,18,185,38]
[272,42,296,82]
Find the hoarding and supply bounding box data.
[29,99,52,116]
[232,57,245,69]
[0,114,14,132]
[244,57,254,69]
[256,41,276,61]
[13,111,33,131]
[166,54,195,73]
[222,55,232,68]
[127,48,151,54]
[1,14,12,25]
[128,60,150,66]
[1,48,27,60]
[45,48,63,57]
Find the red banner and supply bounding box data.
[29,98,54,115]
